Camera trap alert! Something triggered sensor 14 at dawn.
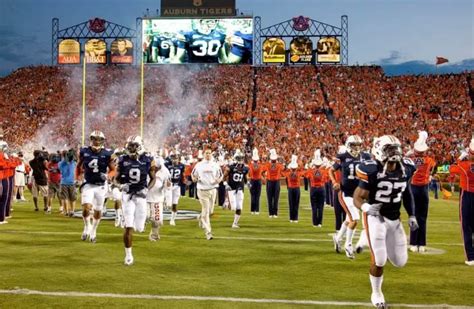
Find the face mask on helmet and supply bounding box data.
[90,131,105,151]
[347,142,362,157]
[372,136,402,163]
[126,142,141,157]
[383,144,402,162]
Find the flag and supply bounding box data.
[436,56,449,65]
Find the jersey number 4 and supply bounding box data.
[88,159,99,173]
[375,181,407,203]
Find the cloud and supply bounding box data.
[372,50,404,65]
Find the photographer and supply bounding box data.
[47,152,62,213]
[29,150,49,212]
[58,149,77,217]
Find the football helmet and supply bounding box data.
[0,141,8,152]
[90,130,105,151]
[170,151,180,164]
[372,135,403,163]
[126,135,144,157]
[345,135,362,157]
[233,149,244,163]
[195,19,218,35]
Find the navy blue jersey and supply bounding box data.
[230,31,253,63]
[151,36,176,59]
[79,147,113,185]
[333,151,371,197]
[177,30,226,63]
[166,163,185,185]
[228,163,249,190]
[356,158,416,220]
[118,153,154,193]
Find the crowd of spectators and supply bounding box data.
[0,65,472,164]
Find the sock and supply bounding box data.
[83,215,91,234]
[345,227,355,246]
[91,218,101,236]
[233,214,240,225]
[370,274,383,294]
[171,211,177,220]
[125,247,132,258]
[336,223,347,242]
[116,208,123,217]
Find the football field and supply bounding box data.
[0,188,473,308]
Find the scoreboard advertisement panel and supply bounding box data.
[262,38,286,63]
[111,39,134,64]
[290,37,312,63]
[142,18,253,64]
[58,39,80,64]
[85,39,107,64]
[317,37,340,63]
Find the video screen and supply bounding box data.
[317,37,340,63]
[142,18,253,64]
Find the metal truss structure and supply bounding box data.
[51,18,137,65]
[253,15,348,65]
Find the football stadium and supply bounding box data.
[0,0,473,308]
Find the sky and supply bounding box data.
[0,0,472,76]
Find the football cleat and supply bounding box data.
[465,260,474,266]
[231,223,240,229]
[409,245,418,252]
[90,236,97,243]
[333,235,341,253]
[371,292,386,308]
[149,231,160,242]
[206,232,213,240]
[81,233,88,241]
[356,246,364,254]
[170,219,176,226]
[345,244,355,259]
[124,256,134,266]
[418,246,426,253]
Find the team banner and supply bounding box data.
[262,38,286,63]
[85,39,107,64]
[142,18,253,64]
[58,39,80,64]
[317,37,340,63]
[161,0,236,17]
[111,39,134,64]
[290,37,312,63]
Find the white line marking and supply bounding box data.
[0,229,464,246]
[0,289,472,308]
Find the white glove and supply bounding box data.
[247,182,252,190]
[224,182,232,191]
[361,203,382,216]
[121,184,130,193]
[408,216,419,231]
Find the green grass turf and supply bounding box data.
[0,188,473,308]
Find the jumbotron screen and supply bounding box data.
[142,18,253,64]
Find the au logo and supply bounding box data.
[292,16,310,31]
[193,0,203,7]
[89,18,106,33]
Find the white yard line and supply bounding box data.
[0,288,472,308]
[0,229,464,246]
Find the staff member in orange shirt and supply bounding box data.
[283,155,304,222]
[5,153,20,220]
[263,149,284,218]
[306,150,329,227]
[248,148,264,215]
[449,138,474,266]
[410,131,437,253]
[0,135,19,224]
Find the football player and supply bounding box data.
[174,19,227,63]
[329,135,371,259]
[354,135,419,308]
[147,156,171,241]
[164,152,185,226]
[76,131,115,243]
[151,31,177,64]
[115,136,157,265]
[223,149,249,228]
[108,147,125,228]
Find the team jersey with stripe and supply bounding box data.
[117,153,155,193]
[79,147,113,185]
[449,160,474,192]
[333,151,371,197]
[356,158,416,220]
[228,163,249,190]
[411,156,436,186]
[165,162,186,186]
